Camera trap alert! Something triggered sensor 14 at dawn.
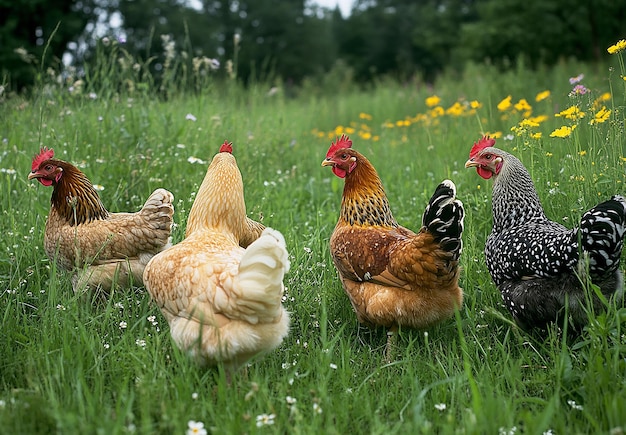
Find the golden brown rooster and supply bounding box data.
[29,147,174,293]
[322,135,465,358]
[143,141,290,380]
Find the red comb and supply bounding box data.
[469,136,496,158]
[219,140,233,154]
[32,147,55,171]
[326,134,352,158]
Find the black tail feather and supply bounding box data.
[422,179,465,260]
[580,195,626,277]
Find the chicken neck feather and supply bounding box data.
[340,153,398,228]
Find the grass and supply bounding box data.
[1,41,626,434]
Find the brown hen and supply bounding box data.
[29,147,174,293]
[322,135,464,358]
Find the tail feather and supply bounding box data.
[580,195,626,276]
[235,227,290,323]
[422,179,465,260]
[140,188,175,229]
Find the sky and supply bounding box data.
[313,0,353,17]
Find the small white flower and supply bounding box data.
[434,403,447,411]
[176,143,186,149]
[119,321,128,329]
[185,113,197,122]
[329,363,337,370]
[313,403,322,414]
[103,343,110,349]
[56,304,66,311]
[0,400,6,408]
[191,392,198,400]
[114,302,124,309]
[255,413,275,427]
[303,247,312,254]
[186,420,207,435]
[187,156,207,165]
[92,184,105,191]
[567,400,583,410]
[89,92,97,100]
[286,396,297,405]
[135,339,146,348]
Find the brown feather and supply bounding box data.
[326,148,462,330]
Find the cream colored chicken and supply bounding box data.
[143,141,290,377]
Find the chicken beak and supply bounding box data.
[27,171,39,180]
[464,159,478,169]
[321,158,334,167]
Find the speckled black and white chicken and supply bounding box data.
[465,136,626,331]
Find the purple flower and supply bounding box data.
[570,84,588,95]
[569,73,584,85]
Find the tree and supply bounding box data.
[0,0,97,91]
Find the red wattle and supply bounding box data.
[332,167,347,178]
[477,167,493,179]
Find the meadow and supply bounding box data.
[1,39,626,434]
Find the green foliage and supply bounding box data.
[1,38,626,434]
[4,0,626,92]
[0,0,97,91]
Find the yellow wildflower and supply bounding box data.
[550,125,577,138]
[595,92,611,103]
[590,106,611,125]
[607,39,626,54]
[514,99,532,112]
[578,150,587,156]
[429,106,445,117]
[334,125,345,135]
[535,90,551,102]
[555,105,585,120]
[546,152,552,157]
[383,121,395,129]
[359,131,372,140]
[497,95,512,111]
[528,115,548,124]
[531,132,542,139]
[359,112,373,120]
[425,95,441,107]
[519,118,540,128]
[484,131,503,139]
[470,100,482,109]
[445,102,465,116]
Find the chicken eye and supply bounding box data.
[484,154,492,160]
[341,153,348,159]
[45,164,53,171]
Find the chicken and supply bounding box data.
[465,136,626,331]
[28,147,174,293]
[143,141,290,378]
[322,135,465,357]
